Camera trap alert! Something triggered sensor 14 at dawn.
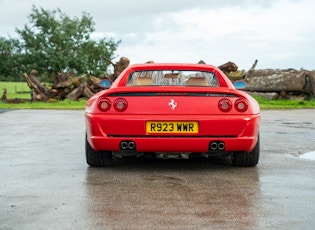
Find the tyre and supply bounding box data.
[85,133,112,167]
[232,135,260,167]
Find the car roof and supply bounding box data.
[111,63,234,89]
[125,63,219,71]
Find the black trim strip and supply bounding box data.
[109,92,237,97]
[108,135,237,138]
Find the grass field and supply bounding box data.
[0,81,86,109]
[0,81,31,99]
[1,81,315,110]
[253,95,315,109]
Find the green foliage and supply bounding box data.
[0,6,120,80]
[0,37,22,79]
[0,98,87,110]
[252,95,315,109]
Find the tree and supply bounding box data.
[14,6,120,78]
[0,37,23,80]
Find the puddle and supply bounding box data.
[300,151,315,161]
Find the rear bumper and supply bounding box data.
[88,136,258,153]
[85,113,260,153]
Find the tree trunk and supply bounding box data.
[310,71,315,96]
[66,84,85,101]
[23,70,48,101]
[218,61,245,81]
[218,61,238,73]
[245,69,313,94]
[82,84,95,98]
[55,76,82,89]
[104,56,130,81]
[248,92,279,100]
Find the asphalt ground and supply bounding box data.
[0,109,315,230]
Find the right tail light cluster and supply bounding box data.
[218,98,248,112]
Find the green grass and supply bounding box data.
[1,81,315,110]
[0,99,87,109]
[253,95,315,109]
[0,81,32,99]
[0,81,86,109]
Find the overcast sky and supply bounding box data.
[1,0,314,70]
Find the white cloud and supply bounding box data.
[117,0,315,69]
[1,0,315,69]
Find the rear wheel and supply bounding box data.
[85,133,112,167]
[232,135,260,167]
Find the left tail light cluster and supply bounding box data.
[97,98,128,112]
[218,98,248,112]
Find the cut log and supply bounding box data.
[104,56,130,81]
[1,88,7,101]
[88,75,101,85]
[113,57,130,80]
[246,69,313,94]
[23,71,48,101]
[218,61,245,81]
[218,61,238,73]
[225,70,246,81]
[82,85,95,98]
[55,77,81,89]
[66,84,85,101]
[1,88,30,103]
[53,73,70,86]
[310,71,315,96]
[87,75,103,93]
[248,92,279,100]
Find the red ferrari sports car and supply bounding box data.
[85,63,260,167]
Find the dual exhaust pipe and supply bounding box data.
[120,141,136,150]
[120,140,224,152]
[210,141,225,151]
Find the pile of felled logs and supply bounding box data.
[245,68,315,100]
[219,60,315,100]
[22,70,104,102]
[20,57,130,102]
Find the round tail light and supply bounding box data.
[235,99,248,112]
[114,98,128,112]
[97,98,111,112]
[218,98,232,112]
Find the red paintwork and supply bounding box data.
[85,63,260,153]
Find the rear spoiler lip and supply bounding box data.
[107,92,238,97]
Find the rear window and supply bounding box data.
[126,70,219,87]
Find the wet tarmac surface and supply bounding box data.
[0,109,315,229]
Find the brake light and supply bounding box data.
[97,98,111,112]
[218,98,232,112]
[114,98,128,112]
[235,99,248,112]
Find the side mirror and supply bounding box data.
[99,79,112,88]
[233,81,247,90]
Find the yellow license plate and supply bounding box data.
[146,121,199,134]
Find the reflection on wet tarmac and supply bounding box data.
[85,158,261,229]
[300,151,315,160]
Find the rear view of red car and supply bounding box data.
[85,63,260,167]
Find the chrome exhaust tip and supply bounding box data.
[120,141,128,150]
[128,141,135,150]
[218,142,225,150]
[210,142,218,150]
[209,141,225,151]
